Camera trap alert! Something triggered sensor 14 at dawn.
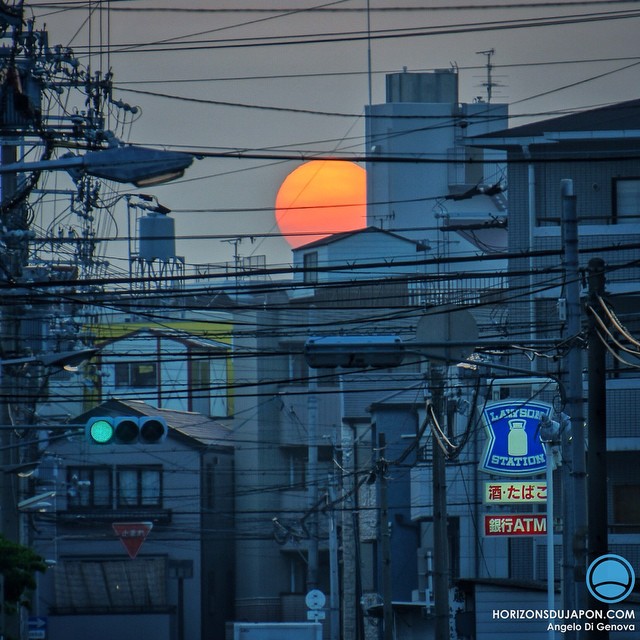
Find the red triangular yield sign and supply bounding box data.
[112,522,153,559]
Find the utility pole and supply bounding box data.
[328,478,340,640]
[430,364,450,640]
[1,69,29,640]
[378,433,393,640]
[560,180,587,631]
[587,257,608,635]
[307,370,319,590]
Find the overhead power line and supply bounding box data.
[30,2,640,12]
[60,8,640,54]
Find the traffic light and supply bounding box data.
[86,416,167,445]
[304,335,405,369]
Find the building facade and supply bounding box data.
[30,399,234,640]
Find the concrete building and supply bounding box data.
[468,100,640,620]
[30,399,235,640]
[365,69,508,273]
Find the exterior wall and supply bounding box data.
[233,302,300,620]
[97,332,230,417]
[366,101,456,237]
[31,428,233,640]
[292,231,429,285]
[201,447,236,635]
[365,95,508,248]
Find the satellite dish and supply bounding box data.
[416,309,478,363]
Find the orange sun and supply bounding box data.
[275,160,366,249]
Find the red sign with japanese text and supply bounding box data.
[484,481,547,504]
[484,514,546,536]
[112,521,153,559]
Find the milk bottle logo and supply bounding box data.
[507,419,528,457]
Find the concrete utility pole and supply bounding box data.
[0,141,24,640]
[378,433,393,640]
[560,180,588,630]
[587,257,609,636]
[307,370,319,590]
[328,478,340,640]
[430,365,450,640]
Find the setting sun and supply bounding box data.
[275,160,366,248]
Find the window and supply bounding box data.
[613,178,640,223]
[114,361,157,388]
[303,251,319,284]
[67,465,162,510]
[191,357,211,414]
[613,485,640,530]
[117,466,162,508]
[191,354,229,416]
[288,450,306,488]
[67,467,112,509]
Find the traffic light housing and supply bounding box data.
[304,336,405,369]
[86,416,168,445]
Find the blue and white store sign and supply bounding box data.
[480,400,552,476]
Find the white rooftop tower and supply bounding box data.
[365,69,508,254]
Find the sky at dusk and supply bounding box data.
[27,1,640,273]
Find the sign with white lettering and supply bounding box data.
[28,617,47,640]
[484,514,547,536]
[479,400,552,476]
[484,481,547,504]
[112,521,153,559]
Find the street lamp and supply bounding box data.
[0,348,99,371]
[0,145,194,187]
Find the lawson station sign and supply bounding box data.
[479,399,552,476]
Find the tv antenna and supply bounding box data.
[476,49,500,103]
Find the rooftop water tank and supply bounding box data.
[138,212,176,261]
[386,69,458,104]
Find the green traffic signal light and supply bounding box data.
[88,418,115,444]
[86,416,167,444]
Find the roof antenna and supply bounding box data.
[476,48,497,103]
